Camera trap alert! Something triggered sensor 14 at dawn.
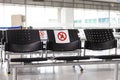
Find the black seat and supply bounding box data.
[84,29,118,59]
[5,29,47,63]
[11,57,47,63]
[115,29,120,32]
[0,30,4,62]
[0,30,3,44]
[47,29,90,61]
[38,29,49,50]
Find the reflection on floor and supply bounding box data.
[0,63,119,80]
[0,48,120,80]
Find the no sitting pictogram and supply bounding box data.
[39,31,45,37]
[57,32,67,41]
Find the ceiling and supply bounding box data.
[0,0,120,4]
[0,0,120,8]
[94,0,119,3]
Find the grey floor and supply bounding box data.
[0,64,120,80]
[1,48,120,80]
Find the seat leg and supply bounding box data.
[83,48,86,56]
[7,60,10,74]
[78,65,83,72]
[73,65,75,68]
[114,63,119,80]
[73,65,83,72]
[115,48,117,55]
[13,68,17,80]
[0,46,2,63]
[6,55,10,74]
[78,49,81,56]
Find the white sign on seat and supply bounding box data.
[39,30,48,40]
[54,30,70,43]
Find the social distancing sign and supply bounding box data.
[54,30,70,43]
[39,31,48,40]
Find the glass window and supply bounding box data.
[0,4,25,27]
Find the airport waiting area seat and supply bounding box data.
[115,29,120,32]
[0,30,4,62]
[4,30,47,73]
[1,29,120,80]
[46,29,90,61]
[37,29,88,72]
[84,29,120,59]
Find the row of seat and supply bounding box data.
[3,29,87,63]
[2,29,118,62]
[1,29,120,80]
[0,29,118,62]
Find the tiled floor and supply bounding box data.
[0,64,119,80]
[0,48,120,80]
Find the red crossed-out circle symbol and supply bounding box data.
[57,32,67,41]
[39,31,45,37]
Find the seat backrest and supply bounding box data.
[39,30,48,42]
[5,29,43,52]
[47,29,79,42]
[0,30,2,39]
[47,29,81,51]
[84,29,114,43]
[116,29,120,32]
[6,30,40,44]
[0,30,3,43]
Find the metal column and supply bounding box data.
[12,68,17,80]
[114,63,119,80]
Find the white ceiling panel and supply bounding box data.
[52,2,63,7]
[94,0,120,3]
[52,0,63,2]
[0,0,120,8]
[11,0,25,4]
[0,0,119,4]
[64,0,73,3]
